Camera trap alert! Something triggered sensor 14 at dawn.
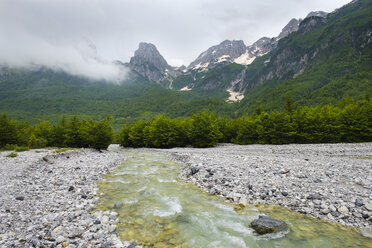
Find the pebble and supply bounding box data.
[167,143,372,229]
[338,206,349,215]
[0,146,132,248]
[364,203,372,212]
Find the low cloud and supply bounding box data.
[0,0,351,73]
[0,29,127,82]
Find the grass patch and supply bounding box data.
[350,156,372,160]
[1,145,29,152]
[54,148,79,153]
[6,152,18,158]
[14,146,29,152]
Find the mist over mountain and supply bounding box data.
[0,0,351,82]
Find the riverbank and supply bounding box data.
[165,143,372,232]
[0,148,131,248]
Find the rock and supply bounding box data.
[68,186,75,192]
[281,192,289,197]
[61,241,69,247]
[329,205,337,212]
[364,203,372,211]
[361,228,372,238]
[56,235,65,243]
[313,178,322,183]
[362,212,369,219]
[307,194,322,200]
[114,201,124,209]
[190,167,199,175]
[15,196,25,201]
[338,206,349,215]
[331,211,340,217]
[101,215,109,224]
[355,199,364,207]
[279,169,290,174]
[321,208,331,214]
[250,215,287,234]
[127,241,138,248]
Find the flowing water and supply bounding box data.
[96,151,372,248]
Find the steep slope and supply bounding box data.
[128,42,180,85]
[238,0,372,111]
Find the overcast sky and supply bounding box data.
[0,0,351,80]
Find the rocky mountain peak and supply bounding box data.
[298,16,327,33]
[129,42,173,82]
[130,42,171,71]
[278,18,301,40]
[188,40,246,71]
[306,11,328,19]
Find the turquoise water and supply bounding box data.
[96,151,372,248]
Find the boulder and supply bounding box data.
[250,215,287,234]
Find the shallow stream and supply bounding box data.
[96,151,371,248]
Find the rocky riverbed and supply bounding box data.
[0,148,138,248]
[165,143,372,233]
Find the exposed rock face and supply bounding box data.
[278,18,301,40]
[129,42,173,82]
[298,16,327,34]
[250,215,287,234]
[306,11,328,18]
[188,40,247,71]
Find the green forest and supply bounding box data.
[1,98,370,151]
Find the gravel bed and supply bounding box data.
[165,143,372,231]
[0,147,138,248]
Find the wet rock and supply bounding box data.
[114,201,124,209]
[360,228,372,238]
[250,215,287,234]
[190,167,199,175]
[127,241,138,248]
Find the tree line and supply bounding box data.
[117,98,371,148]
[1,98,371,150]
[0,115,113,150]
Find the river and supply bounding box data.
[95,151,371,248]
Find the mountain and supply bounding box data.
[127,42,175,83]
[0,0,371,126]
[187,40,247,71]
[238,0,372,111]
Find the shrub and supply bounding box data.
[14,146,29,152]
[28,134,48,149]
[6,152,18,158]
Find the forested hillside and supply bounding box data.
[0,0,371,129]
[1,98,370,151]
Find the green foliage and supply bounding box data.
[14,146,29,152]
[87,116,114,150]
[1,114,114,150]
[117,98,371,148]
[6,152,18,158]
[188,112,223,148]
[0,113,18,147]
[28,134,47,149]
